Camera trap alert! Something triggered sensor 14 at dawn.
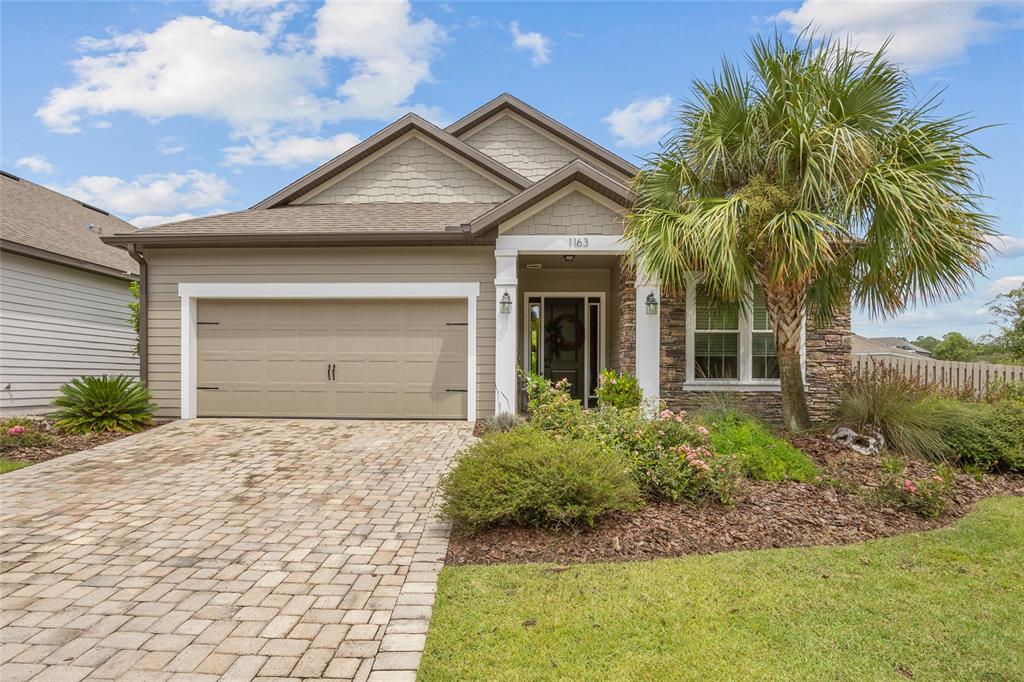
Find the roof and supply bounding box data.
[467,160,630,235]
[251,114,530,210]
[103,203,499,247]
[446,93,640,179]
[851,335,933,357]
[0,171,138,278]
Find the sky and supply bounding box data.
[2,0,1022,341]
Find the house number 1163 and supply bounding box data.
[568,237,590,248]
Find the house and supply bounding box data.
[1,171,139,415]
[103,94,851,423]
[852,335,933,358]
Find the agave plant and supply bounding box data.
[52,375,156,433]
[626,34,994,431]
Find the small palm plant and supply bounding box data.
[52,375,156,433]
[626,34,994,431]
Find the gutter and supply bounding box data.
[101,231,497,248]
[126,244,148,386]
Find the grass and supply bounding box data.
[0,459,30,474]
[420,497,1024,681]
[699,410,819,482]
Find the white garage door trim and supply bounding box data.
[178,282,480,421]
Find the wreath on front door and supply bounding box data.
[545,313,584,360]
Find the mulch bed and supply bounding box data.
[446,431,1024,566]
[1,421,158,465]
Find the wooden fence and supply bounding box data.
[852,353,1024,396]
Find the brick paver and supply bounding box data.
[0,419,472,681]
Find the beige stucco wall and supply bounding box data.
[300,135,513,204]
[145,246,496,419]
[502,190,626,236]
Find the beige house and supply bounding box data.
[105,94,850,423]
[1,172,139,414]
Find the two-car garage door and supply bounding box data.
[195,299,468,419]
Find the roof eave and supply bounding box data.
[100,231,496,249]
[1,238,138,280]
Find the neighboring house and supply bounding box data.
[1,171,139,415]
[852,335,933,358]
[103,94,850,423]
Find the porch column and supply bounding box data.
[635,266,660,409]
[494,250,518,415]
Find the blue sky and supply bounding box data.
[2,0,1022,340]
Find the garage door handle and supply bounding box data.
[197,386,219,390]
[445,388,467,393]
[331,364,336,381]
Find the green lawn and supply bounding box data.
[0,459,30,474]
[420,497,1024,681]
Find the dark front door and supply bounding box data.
[543,298,586,401]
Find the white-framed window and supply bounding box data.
[685,279,794,388]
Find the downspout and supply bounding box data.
[127,244,149,386]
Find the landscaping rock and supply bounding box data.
[831,426,885,456]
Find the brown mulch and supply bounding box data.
[445,431,1024,566]
[1,422,159,465]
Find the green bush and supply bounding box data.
[439,426,642,530]
[52,375,155,434]
[595,369,643,410]
[699,410,819,482]
[522,372,586,437]
[985,401,1024,471]
[0,418,54,451]
[983,378,1024,403]
[874,457,954,518]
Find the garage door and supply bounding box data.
[195,299,468,418]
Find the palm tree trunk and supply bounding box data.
[763,285,812,432]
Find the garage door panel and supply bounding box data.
[197,298,467,418]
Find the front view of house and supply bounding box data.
[106,94,850,423]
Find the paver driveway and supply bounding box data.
[0,419,473,682]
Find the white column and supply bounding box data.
[494,250,518,415]
[635,267,660,409]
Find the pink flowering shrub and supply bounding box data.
[876,457,954,518]
[8,425,26,435]
[595,369,643,410]
[0,418,54,451]
[523,372,586,436]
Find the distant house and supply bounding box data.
[851,335,933,358]
[1,171,139,415]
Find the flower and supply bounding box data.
[903,479,918,494]
[659,409,673,420]
[696,425,709,436]
[7,425,26,436]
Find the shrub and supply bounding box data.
[837,371,954,461]
[595,369,643,410]
[522,372,587,437]
[988,401,1024,471]
[439,426,642,530]
[699,410,819,482]
[0,418,54,451]
[983,378,1024,403]
[875,457,954,518]
[480,412,523,435]
[52,375,155,434]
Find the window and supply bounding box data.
[693,288,739,379]
[687,281,790,386]
[751,289,780,380]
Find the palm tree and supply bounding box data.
[625,34,995,431]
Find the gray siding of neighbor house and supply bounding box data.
[0,252,138,415]
[144,246,497,420]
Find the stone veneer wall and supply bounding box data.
[657,293,851,425]
[617,263,636,375]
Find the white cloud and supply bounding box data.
[157,136,186,155]
[223,131,360,167]
[988,275,1024,296]
[987,233,1024,258]
[604,95,673,147]
[207,0,301,37]
[15,155,54,174]
[57,170,232,216]
[313,0,446,120]
[131,212,203,228]
[38,16,332,136]
[510,21,550,66]
[773,0,1003,73]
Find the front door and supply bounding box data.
[524,294,604,406]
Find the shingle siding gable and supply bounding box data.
[300,137,513,204]
[462,115,580,182]
[502,190,625,236]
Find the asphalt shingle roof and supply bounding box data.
[1,172,138,275]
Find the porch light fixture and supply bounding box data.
[500,291,512,314]
[645,292,659,315]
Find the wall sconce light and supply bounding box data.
[500,291,512,314]
[645,292,658,315]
